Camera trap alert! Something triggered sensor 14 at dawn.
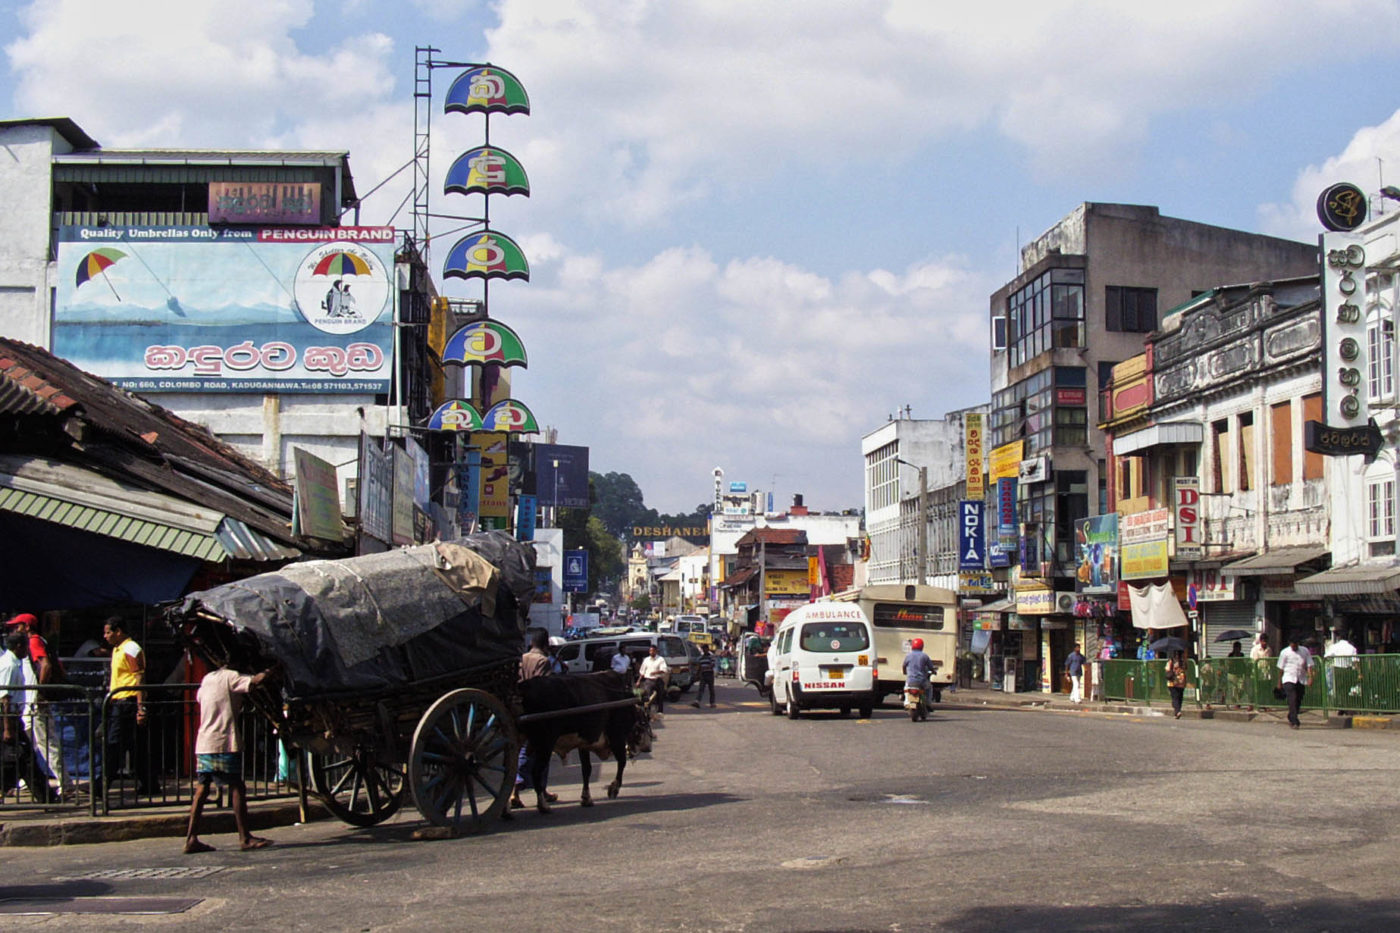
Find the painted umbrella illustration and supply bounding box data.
[312,251,373,276]
[75,248,127,300]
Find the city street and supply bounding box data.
[6,680,1400,932]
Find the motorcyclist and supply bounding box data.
[903,638,934,703]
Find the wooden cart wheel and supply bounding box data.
[409,688,518,832]
[308,747,406,827]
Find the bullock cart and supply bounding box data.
[167,532,538,834]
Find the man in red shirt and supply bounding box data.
[6,614,63,799]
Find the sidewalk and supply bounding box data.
[947,681,1397,729]
[0,795,325,848]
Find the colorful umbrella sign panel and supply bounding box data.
[444,147,530,197]
[442,320,528,367]
[443,65,530,116]
[482,398,539,433]
[442,231,530,282]
[427,399,485,432]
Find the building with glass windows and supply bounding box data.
[982,203,1318,688]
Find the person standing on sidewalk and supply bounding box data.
[8,614,64,800]
[1165,650,1188,719]
[103,617,156,795]
[692,643,716,708]
[1276,635,1312,729]
[1064,643,1086,703]
[185,664,274,853]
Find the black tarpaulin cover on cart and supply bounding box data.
[174,532,536,696]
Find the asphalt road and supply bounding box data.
[5,680,1400,932]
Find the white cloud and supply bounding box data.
[1259,108,1400,241]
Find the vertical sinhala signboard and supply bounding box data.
[965,413,984,500]
[1320,231,1368,428]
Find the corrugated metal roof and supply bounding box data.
[0,456,298,563]
[1295,562,1400,596]
[1220,546,1330,576]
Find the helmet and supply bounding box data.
[911,638,924,651]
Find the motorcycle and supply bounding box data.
[903,682,930,721]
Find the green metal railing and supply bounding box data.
[1102,655,1400,714]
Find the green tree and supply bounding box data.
[591,471,654,538]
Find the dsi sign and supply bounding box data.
[563,549,588,593]
[959,500,986,570]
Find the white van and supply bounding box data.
[768,602,878,719]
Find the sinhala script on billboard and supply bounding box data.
[53,226,396,393]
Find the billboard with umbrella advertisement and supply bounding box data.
[53,225,396,393]
[1074,514,1119,596]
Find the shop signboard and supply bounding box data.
[1074,514,1119,596]
[965,413,985,500]
[1016,585,1053,615]
[535,443,590,508]
[358,432,392,544]
[292,447,344,542]
[1007,615,1038,631]
[765,570,810,596]
[476,433,510,517]
[1188,568,1236,601]
[959,500,986,570]
[1321,231,1368,427]
[1120,508,1170,580]
[990,441,1024,481]
[208,181,321,225]
[973,616,1002,631]
[959,572,998,594]
[391,443,415,546]
[1174,476,1203,560]
[563,550,588,593]
[1260,574,1299,601]
[54,225,395,393]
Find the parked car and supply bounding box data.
[553,632,696,693]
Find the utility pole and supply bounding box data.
[916,465,929,587]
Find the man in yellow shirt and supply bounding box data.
[104,617,156,795]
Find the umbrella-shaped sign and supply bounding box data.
[482,398,539,433]
[426,399,484,432]
[1213,628,1255,643]
[1149,636,1190,655]
[443,65,530,116]
[443,320,528,367]
[312,251,373,276]
[75,248,127,300]
[442,231,530,282]
[444,147,530,197]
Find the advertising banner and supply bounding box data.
[476,433,510,518]
[1119,508,1170,580]
[292,447,344,541]
[1074,514,1119,595]
[535,444,590,508]
[54,226,396,393]
[516,494,537,541]
[391,444,415,546]
[990,441,1024,480]
[959,500,986,570]
[564,550,589,593]
[965,413,985,500]
[358,433,392,545]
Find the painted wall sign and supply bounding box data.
[1321,233,1368,426]
[54,226,395,393]
[209,181,321,225]
[965,413,985,500]
[1173,476,1203,560]
[959,500,986,570]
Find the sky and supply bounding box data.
[5,0,1400,514]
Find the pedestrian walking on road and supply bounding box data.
[692,643,716,708]
[1064,643,1086,703]
[1276,635,1312,729]
[185,664,275,853]
[511,630,558,810]
[1165,650,1188,719]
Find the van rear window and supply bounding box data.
[798,622,870,652]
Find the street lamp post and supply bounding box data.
[895,457,929,586]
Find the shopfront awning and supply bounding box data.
[1220,546,1330,577]
[973,597,1016,614]
[1295,561,1400,596]
[1112,422,1204,457]
[0,455,299,563]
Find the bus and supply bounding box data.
[831,583,958,704]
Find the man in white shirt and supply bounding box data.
[1276,636,1313,729]
[609,649,631,676]
[1325,631,1359,713]
[636,644,670,713]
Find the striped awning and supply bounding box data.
[0,455,298,563]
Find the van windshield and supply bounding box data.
[798,622,869,652]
